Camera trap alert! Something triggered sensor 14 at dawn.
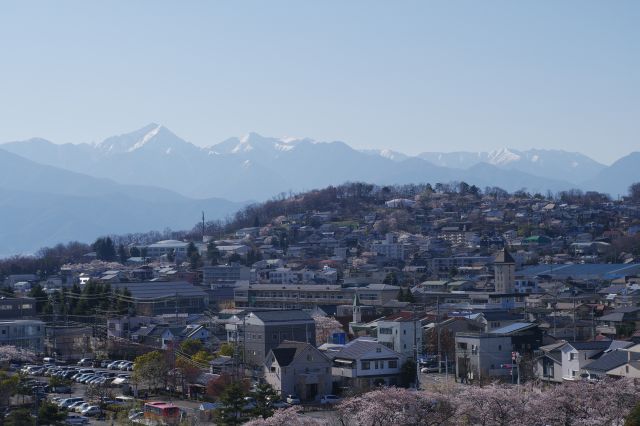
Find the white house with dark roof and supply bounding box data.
[323,337,406,391]
[534,340,633,381]
[264,341,332,402]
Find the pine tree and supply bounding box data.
[215,382,247,425]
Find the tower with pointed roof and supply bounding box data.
[494,248,515,293]
[352,292,362,323]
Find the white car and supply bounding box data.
[81,406,101,417]
[320,395,341,405]
[67,401,85,411]
[75,403,91,413]
[286,394,301,405]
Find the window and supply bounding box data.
[376,347,381,353]
[498,345,502,351]
[569,353,576,361]
[403,330,406,335]
[361,361,370,370]
[388,360,398,369]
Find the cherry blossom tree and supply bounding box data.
[334,380,640,426]
[337,387,456,426]
[244,406,327,426]
[0,345,36,363]
[313,314,344,345]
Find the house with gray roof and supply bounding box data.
[322,337,406,392]
[264,341,332,402]
[582,349,640,379]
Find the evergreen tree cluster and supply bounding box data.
[92,237,117,261]
[29,281,133,317]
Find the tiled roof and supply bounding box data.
[583,350,640,373]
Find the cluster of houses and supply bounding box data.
[3,189,640,399]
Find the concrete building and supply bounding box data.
[142,240,189,259]
[0,319,45,353]
[264,341,332,402]
[228,310,316,368]
[371,234,405,260]
[494,248,516,293]
[455,333,512,382]
[234,283,400,309]
[201,264,250,284]
[110,281,208,315]
[374,312,423,358]
[0,297,36,319]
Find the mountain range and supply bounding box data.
[0,148,243,256]
[1,123,637,255]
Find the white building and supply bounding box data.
[143,240,189,259]
[374,312,423,358]
[323,337,406,391]
[371,233,405,260]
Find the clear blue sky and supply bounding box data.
[0,1,638,164]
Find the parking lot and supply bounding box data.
[14,360,136,424]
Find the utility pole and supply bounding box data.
[436,296,441,372]
[573,292,577,341]
[413,303,420,390]
[202,211,205,241]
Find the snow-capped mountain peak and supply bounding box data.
[360,148,409,162]
[95,123,195,156]
[128,124,162,152]
[487,148,521,165]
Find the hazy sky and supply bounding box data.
[0,1,638,164]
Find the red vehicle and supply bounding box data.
[143,401,180,424]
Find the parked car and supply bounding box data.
[286,394,301,405]
[51,385,72,394]
[100,360,111,368]
[320,395,341,405]
[77,359,93,367]
[421,366,439,373]
[107,361,125,370]
[81,406,101,417]
[67,401,86,411]
[270,400,290,409]
[59,397,84,408]
[74,403,91,413]
[128,411,144,421]
[65,415,89,425]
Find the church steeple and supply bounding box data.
[352,292,362,323]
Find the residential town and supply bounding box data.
[2,182,640,425]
